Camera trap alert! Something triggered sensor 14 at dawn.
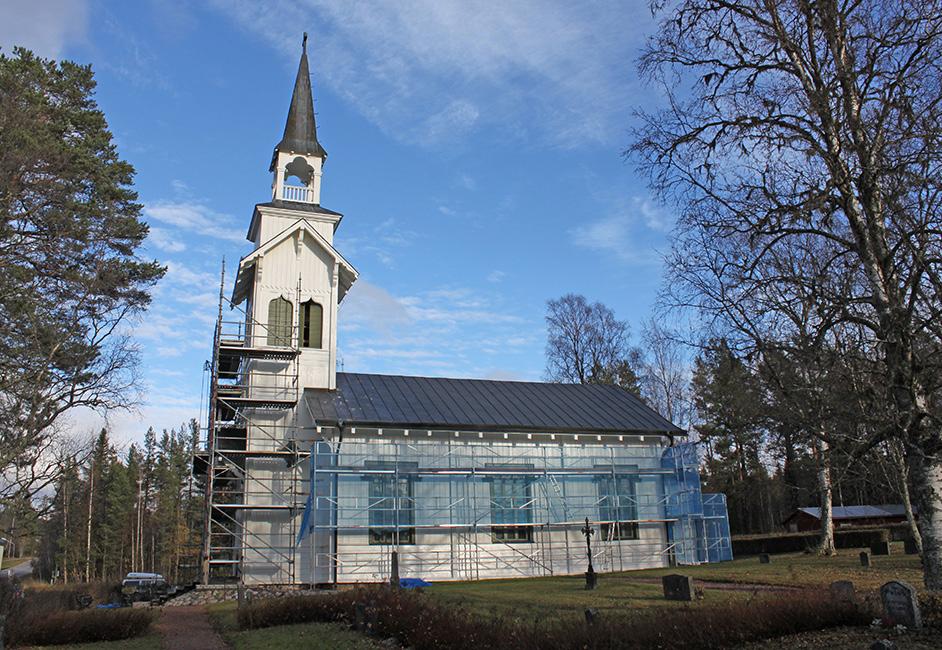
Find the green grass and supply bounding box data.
[628,542,923,590]
[23,634,162,650]
[208,600,379,650]
[427,571,746,619]
[425,543,924,619]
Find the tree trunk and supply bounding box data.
[62,480,69,584]
[85,463,94,583]
[815,436,836,555]
[907,445,942,590]
[891,441,923,555]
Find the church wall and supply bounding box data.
[240,434,678,585]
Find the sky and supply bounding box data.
[1,0,674,447]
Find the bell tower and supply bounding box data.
[270,32,326,206]
[232,33,357,393]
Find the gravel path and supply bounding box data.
[155,605,228,650]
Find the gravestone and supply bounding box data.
[584,608,599,625]
[759,553,771,564]
[829,580,855,603]
[859,551,871,567]
[871,540,891,556]
[880,580,921,629]
[904,538,919,555]
[662,574,694,601]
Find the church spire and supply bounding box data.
[270,32,326,172]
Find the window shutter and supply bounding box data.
[267,297,292,346]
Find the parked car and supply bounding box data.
[120,572,175,604]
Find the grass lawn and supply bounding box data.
[208,601,379,650]
[427,570,748,620]
[628,542,923,590]
[2,556,30,569]
[425,542,924,619]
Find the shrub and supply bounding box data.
[237,586,872,649]
[5,608,155,647]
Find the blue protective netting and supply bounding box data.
[662,442,733,564]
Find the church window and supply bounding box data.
[366,462,416,545]
[597,467,640,541]
[267,297,293,347]
[299,300,323,349]
[488,465,534,543]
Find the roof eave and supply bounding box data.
[308,417,683,438]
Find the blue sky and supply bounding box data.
[1,0,673,445]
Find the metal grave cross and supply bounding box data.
[582,517,596,572]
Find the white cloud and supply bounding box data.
[338,278,538,377]
[487,270,506,283]
[0,0,88,59]
[147,227,187,252]
[144,200,247,244]
[571,196,671,264]
[337,218,417,269]
[211,0,654,148]
[67,401,201,448]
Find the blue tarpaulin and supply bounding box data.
[399,578,431,589]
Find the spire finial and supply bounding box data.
[302,32,308,53]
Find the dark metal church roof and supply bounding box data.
[305,372,684,436]
[270,33,326,171]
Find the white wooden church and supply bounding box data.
[195,36,731,586]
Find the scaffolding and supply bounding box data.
[195,268,307,584]
[194,274,732,586]
[293,432,732,584]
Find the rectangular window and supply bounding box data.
[488,466,534,544]
[597,468,640,541]
[366,462,415,546]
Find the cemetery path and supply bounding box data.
[155,605,229,650]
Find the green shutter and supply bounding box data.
[267,297,292,346]
[300,300,323,348]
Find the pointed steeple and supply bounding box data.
[270,33,326,171]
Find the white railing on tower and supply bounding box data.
[281,184,315,203]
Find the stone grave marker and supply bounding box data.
[880,580,921,629]
[871,540,891,556]
[903,538,919,555]
[584,608,599,625]
[829,580,855,602]
[759,553,771,564]
[859,551,871,567]
[662,574,694,601]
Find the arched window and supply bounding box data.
[299,300,323,349]
[267,297,293,347]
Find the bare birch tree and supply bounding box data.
[633,0,942,588]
